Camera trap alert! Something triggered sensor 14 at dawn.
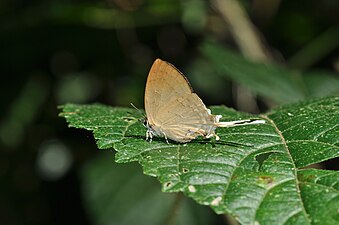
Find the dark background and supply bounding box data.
[1,0,338,224]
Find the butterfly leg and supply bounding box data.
[205,132,220,141]
[146,129,153,143]
[162,132,169,144]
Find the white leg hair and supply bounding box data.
[162,132,169,144]
[146,129,153,143]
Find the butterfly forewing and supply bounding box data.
[144,59,193,125]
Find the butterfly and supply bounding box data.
[143,59,265,143]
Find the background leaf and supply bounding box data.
[81,152,218,225]
[60,96,339,225]
[201,42,339,104]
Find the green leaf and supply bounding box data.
[59,96,339,225]
[297,169,339,225]
[201,42,339,104]
[303,71,339,98]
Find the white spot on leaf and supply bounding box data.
[211,196,222,206]
[188,185,196,193]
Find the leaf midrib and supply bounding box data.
[261,115,311,224]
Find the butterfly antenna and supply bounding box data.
[130,103,146,118]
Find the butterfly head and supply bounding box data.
[142,117,149,128]
[142,117,158,142]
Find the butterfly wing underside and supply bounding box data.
[144,59,217,142]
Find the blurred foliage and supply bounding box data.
[81,153,219,225]
[0,0,338,225]
[200,41,339,104]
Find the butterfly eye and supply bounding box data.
[143,119,148,127]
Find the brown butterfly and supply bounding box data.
[143,59,265,143]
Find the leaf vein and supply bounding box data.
[312,124,339,140]
[281,112,338,133]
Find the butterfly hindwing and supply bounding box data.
[156,93,217,142]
